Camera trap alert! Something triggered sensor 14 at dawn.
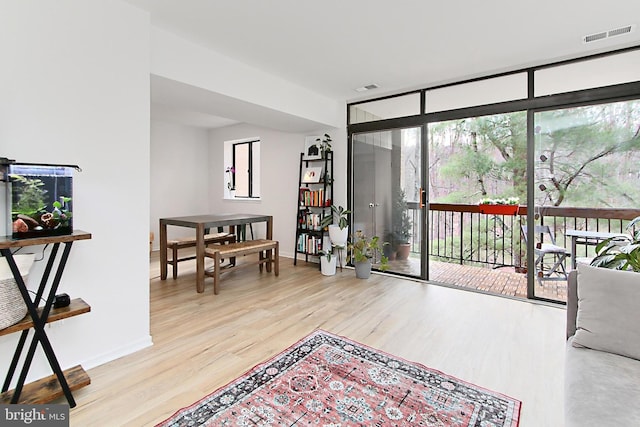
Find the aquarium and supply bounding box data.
[6,163,75,239]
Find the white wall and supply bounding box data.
[0,0,151,381]
[207,125,347,259]
[151,27,344,130]
[150,121,210,248]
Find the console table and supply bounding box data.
[0,230,91,407]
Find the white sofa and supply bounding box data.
[565,264,640,426]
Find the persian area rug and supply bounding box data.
[157,330,521,426]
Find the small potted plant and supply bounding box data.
[319,244,345,276]
[315,133,332,157]
[347,230,389,279]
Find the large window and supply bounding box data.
[224,138,261,199]
[348,47,640,303]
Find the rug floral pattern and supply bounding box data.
[159,330,520,426]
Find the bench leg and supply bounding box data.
[265,250,272,273]
[259,251,264,273]
[172,246,178,280]
[274,242,279,277]
[213,251,221,295]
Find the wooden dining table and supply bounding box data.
[159,213,273,293]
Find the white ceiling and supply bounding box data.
[125,0,640,130]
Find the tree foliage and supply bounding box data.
[429,100,640,209]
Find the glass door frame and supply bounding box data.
[348,125,428,280]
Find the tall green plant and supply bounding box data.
[393,190,411,244]
[591,216,640,272]
[321,205,350,229]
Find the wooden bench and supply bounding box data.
[166,232,235,279]
[204,239,279,294]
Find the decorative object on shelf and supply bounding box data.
[591,215,640,272]
[478,196,520,215]
[1,158,80,239]
[303,136,322,160]
[347,230,389,279]
[302,166,323,183]
[225,166,235,191]
[393,189,412,260]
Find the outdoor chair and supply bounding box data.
[522,225,571,285]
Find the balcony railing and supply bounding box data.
[407,203,640,270]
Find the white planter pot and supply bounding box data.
[320,255,337,276]
[328,225,348,246]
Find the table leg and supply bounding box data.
[196,223,205,293]
[266,217,273,272]
[571,236,577,270]
[266,216,273,239]
[160,220,168,280]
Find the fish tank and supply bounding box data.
[1,158,79,239]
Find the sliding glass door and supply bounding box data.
[532,99,640,301]
[351,127,423,277]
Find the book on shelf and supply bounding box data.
[300,188,326,207]
[298,212,325,231]
[296,233,322,254]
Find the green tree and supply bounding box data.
[536,101,640,207]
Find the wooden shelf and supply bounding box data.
[0,365,90,404]
[0,230,91,249]
[0,298,91,337]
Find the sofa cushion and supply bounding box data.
[565,337,640,427]
[573,263,640,360]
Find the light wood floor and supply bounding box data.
[68,253,567,426]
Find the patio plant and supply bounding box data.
[478,196,520,205]
[591,216,640,272]
[393,190,412,259]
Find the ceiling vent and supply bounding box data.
[583,24,634,43]
[354,84,379,92]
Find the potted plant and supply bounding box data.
[347,230,389,279]
[319,244,345,276]
[591,216,640,272]
[478,196,520,215]
[321,205,350,247]
[315,133,332,157]
[393,190,412,260]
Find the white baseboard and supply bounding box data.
[81,335,154,370]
